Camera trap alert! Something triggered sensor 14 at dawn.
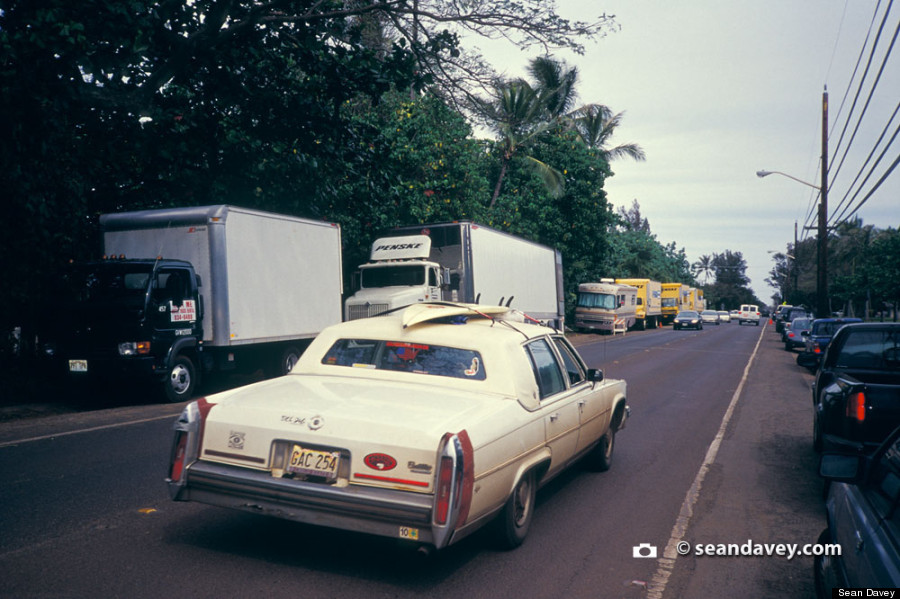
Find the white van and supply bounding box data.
[738,304,761,326]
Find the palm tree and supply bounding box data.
[483,77,565,208]
[693,254,713,285]
[571,104,646,162]
[483,56,590,208]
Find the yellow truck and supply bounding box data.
[574,279,637,333]
[616,278,663,330]
[661,283,690,325]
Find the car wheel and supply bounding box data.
[587,428,616,472]
[497,469,536,549]
[814,529,839,598]
[163,355,196,403]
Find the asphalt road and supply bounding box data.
[0,321,824,598]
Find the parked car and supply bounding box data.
[797,318,864,370]
[738,304,760,326]
[815,425,900,595]
[776,306,809,334]
[673,310,702,330]
[783,317,812,351]
[700,310,720,325]
[166,302,629,553]
[812,323,900,452]
[717,311,731,323]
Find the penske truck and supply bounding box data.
[43,205,344,402]
[615,278,663,330]
[574,279,638,333]
[344,222,566,329]
[661,283,691,325]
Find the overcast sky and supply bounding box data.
[469,1,899,304]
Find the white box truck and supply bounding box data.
[344,222,565,329]
[47,205,343,401]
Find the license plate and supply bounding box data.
[287,445,340,479]
[399,526,419,540]
[69,360,88,373]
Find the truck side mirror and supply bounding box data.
[441,267,451,289]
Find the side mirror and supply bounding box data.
[819,453,866,484]
[587,368,604,383]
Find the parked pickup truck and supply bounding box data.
[812,323,900,453]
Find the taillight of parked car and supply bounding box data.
[435,456,454,525]
[434,430,474,528]
[169,431,189,481]
[846,392,866,422]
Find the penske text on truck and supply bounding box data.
[44,205,343,402]
[344,222,566,329]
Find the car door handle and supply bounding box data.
[549,413,559,422]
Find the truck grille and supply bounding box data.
[347,303,390,321]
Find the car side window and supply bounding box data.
[525,338,565,399]
[552,336,586,386]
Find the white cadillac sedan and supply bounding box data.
[167,303,628,552]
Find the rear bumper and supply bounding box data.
[171,460,442,546]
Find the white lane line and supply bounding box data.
[646,323,767,599]
[0,413,180,448]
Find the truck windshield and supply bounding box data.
[662,298,678,307]
[577,292,617,310]
[66,265,152,304]
[361,265,426,288]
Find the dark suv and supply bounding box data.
[776,306,809,334]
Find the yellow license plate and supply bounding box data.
[287,445,339,479]
[69,360,88,373]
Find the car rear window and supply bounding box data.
[321,339,487,381]
[835,330,900,370]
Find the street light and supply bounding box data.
[756,170,821,191]
[756,87,830,317]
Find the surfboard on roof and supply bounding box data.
[400,303,510,328]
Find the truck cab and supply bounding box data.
[46,257,202,401]
[345,235,444,320]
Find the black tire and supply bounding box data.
[163,355,197,403]
[497,470,536,549]
[273,345,302,377]
[813,529,835,599]
[587,428,616,472]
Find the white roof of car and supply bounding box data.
[291,303,558,407]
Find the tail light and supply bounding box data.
[167,398,213,486]
[435,456,454,525]
[846,392,866,422]
[433,430,475,536]
[169,431,189,481]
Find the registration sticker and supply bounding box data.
[69,360,88,373]
[287,444,340,480]
[399,526,419,540]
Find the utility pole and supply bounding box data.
[817,87,829,317]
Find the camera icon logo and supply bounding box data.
[633,543,658,558]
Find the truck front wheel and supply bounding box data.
[163,355,197,403]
